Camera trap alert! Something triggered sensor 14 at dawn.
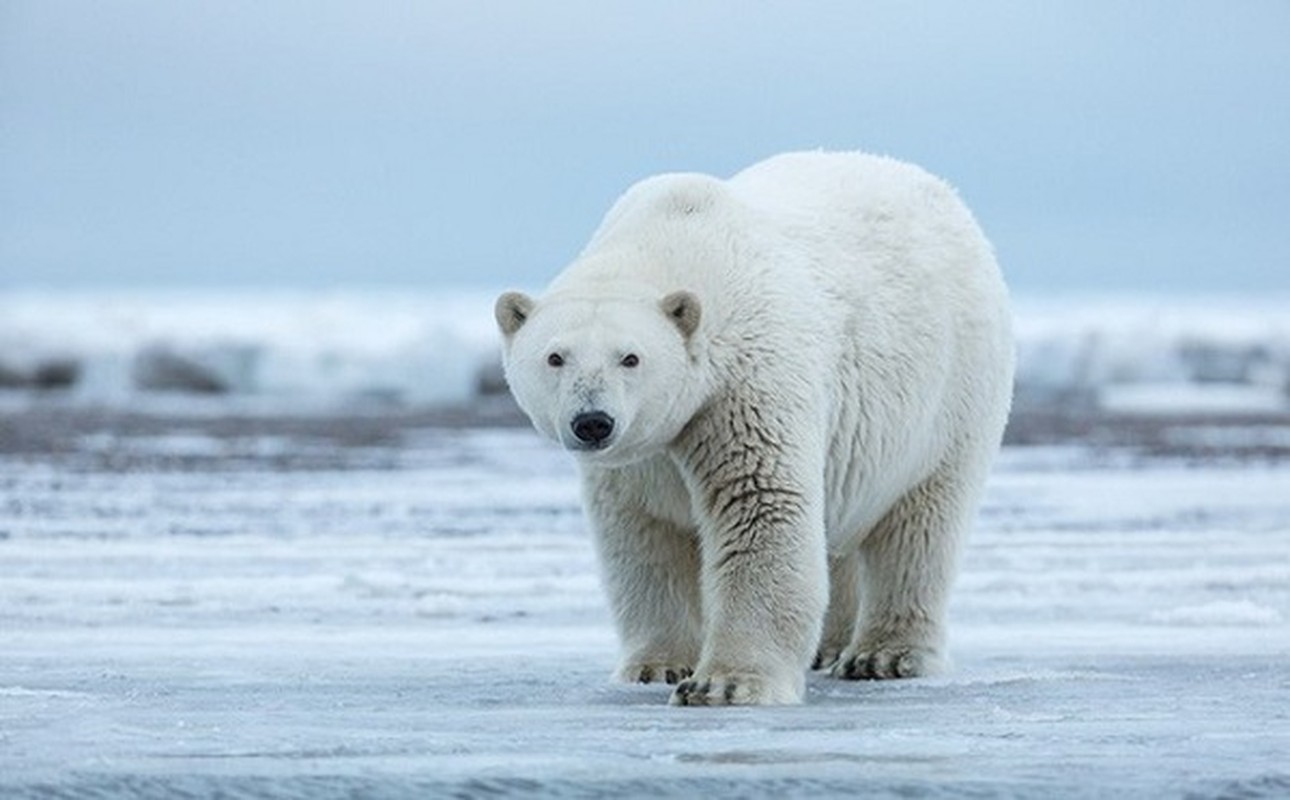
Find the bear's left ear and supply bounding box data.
[660,290,701,339]
[495,291,535,336]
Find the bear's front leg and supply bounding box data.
[583,463,703,686]
[668,399,828,706]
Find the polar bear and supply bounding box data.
[495,151,1013,706]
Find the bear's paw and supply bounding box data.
[669,668,801,706]
[811,643,845,672]
[830,644,941,680]
[617,660,693,685]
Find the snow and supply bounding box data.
[2,290,1288,415]
[2,417,1289,798]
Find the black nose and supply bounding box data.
[571,411,615,445]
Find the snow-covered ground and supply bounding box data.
[2,414,1288,798]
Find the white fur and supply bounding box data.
[496,151,1014,706]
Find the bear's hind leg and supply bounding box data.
[813,547,860,671]
[832,461,980,680]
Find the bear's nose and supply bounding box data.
[571,411,615,446]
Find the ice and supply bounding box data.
[2,290,1288,415]
[1099,383,1289,415]
[2,413,1289,798]
[1011,294,1290,413]
[1148,600,1283,627]
[0,290,500,407]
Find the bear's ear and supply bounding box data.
[495,291,535,336]
[660,290,701,339]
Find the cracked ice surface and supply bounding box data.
[1,424,1288,798]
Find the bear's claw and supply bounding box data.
[637,664,691,684]
[670,677,739,706]
[811,646,843,671]
[830,645,938,680]
[669,669,801,706]
[620,661,693,685]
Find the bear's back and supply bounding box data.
[583,172,730,252]
[729,151,963,233]
[731,151,1001,304]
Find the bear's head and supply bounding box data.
[495,288,703,466]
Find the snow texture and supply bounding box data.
[1,291,1287,415]
[2,414,1289,798]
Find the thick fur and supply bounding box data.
[496,151,1014,706]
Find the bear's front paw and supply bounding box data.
[669,669,802,706]
[830,644,941,680]
[617,661,693,685]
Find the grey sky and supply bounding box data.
[2,1,1287,293]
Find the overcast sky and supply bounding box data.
[1,1,1287,294]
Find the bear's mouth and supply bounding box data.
[566,436,613,454]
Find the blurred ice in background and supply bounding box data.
[0,291,1286,417]
[2,2,1286,417]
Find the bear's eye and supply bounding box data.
[547,353,564,368]
[620,353,640,368]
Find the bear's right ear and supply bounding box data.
[660,290,701,339]
[495,291,535,336]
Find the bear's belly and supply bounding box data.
[824,478,905,549]
[821,417,944,549]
